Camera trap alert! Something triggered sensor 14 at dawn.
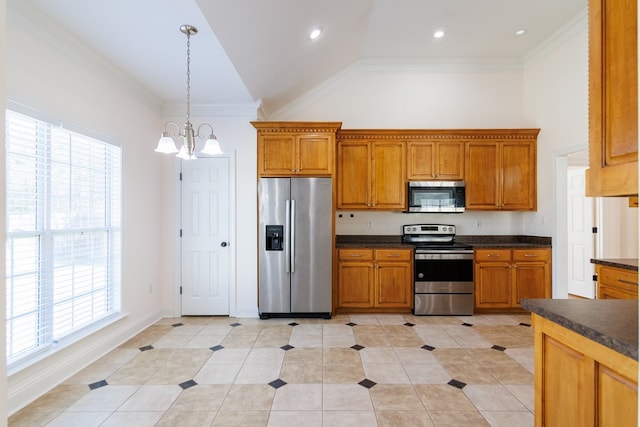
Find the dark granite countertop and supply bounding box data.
[591,258,638,272]
[521,299,638,360]
[336,234,551,249]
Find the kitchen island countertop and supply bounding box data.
[521,298,638,360]
[591,258,638,271]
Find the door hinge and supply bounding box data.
[593,274,598,282]
[592,227,598,233]
[180,229,182,237]
[179,172,182,181]
[180,286,182,295]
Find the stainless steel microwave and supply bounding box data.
[407,181,465,213]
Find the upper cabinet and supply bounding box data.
[252,121,342,177]
[465,130,539,211]
[337,130,406,210]
[586,0,638,196]
[406,140,464,180]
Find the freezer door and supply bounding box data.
[290,178,332,313]
[258,178,291,314]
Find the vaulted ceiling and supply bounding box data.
[21,0,586,116]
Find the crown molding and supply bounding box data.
[7,0,163,113]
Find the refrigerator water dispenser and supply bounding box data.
[265,225,284,251]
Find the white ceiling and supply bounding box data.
[23,0,586,116]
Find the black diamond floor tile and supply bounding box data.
[229,322,241,327]
[448,379,467,389]
[351,344,365,351]
[210,345,224,352]
[288,322,299,327]
[269,379,287,389]
[404,322,415,327]
[346,322,357,327]
[280,344,294,351]
[358,379,377,389]
[421,344,436,351]
[462,322,473,327]
[89,380,108,390]
[139,345,154,352]
[179,379,198,390]
[519,322,531,327]
[172,323,184,327]
[492,344,507,352]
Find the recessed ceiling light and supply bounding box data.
[309,27,323,40]
[433,30,445,39]
[515,29,527,36]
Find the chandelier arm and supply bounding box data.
[196,123,215,138]
[163,121,184,138]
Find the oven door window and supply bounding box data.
[415,259,473,282]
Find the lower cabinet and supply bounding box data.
[532,313,638,427]
[474,248,551,310]
[596,264,639,300]
[337,248,412,311]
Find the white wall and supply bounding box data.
[5,2,167,414]
[0,0,7,424]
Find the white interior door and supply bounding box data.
[181,157,230,315]
[567,166,595,298]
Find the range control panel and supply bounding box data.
[403,224,456,235]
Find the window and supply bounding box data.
[5,108,121,367]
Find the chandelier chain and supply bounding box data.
[186,30,191,122]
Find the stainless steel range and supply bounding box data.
[402,224,474,315]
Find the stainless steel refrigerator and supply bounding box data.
[258,177,332,319]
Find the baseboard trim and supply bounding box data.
[8,309,165,415]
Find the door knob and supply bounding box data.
[220,242,228,247]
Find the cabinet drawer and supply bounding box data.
[374,249,412,262]
[598,266,639,288]
[475,249,512,262]
[338,249,374,261]
[513,248,550,262]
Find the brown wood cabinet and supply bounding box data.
[596,264,638,300]
[406,140,464,180]
[586,0,638,197]
[474,248,551,310]
[252,121,342,177]
[337,135,406,210]
[465,138,537,211]
[337,248,412,311]
[532,313,638,427]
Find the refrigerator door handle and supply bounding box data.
[290,199,296,273]
[285,199,291,273]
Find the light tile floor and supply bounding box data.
[9,313,535,427]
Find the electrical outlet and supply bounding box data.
[367,220,373,229]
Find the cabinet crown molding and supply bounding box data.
[251,121,342,133]
[337,128,540,141]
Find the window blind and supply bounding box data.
[5,109,121,366]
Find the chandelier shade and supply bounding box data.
[155,25,223,159]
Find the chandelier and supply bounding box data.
[155,25,222,159]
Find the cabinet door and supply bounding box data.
[297,134,334,176]
[258,134,296,176]
[376,262,412,308]
[597,365,638,427]
[337,262,374,308]
[513,262,549,306]
[541,335,595,426]
[501,142,536,210]
[465,142,499,210]
[474,262,512,308]
[435,141,464,180]
[406,141,434,179]
[337,142,370,208]
[586,0,638,196]
[371,141,406,209]
[597,265,639,299]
